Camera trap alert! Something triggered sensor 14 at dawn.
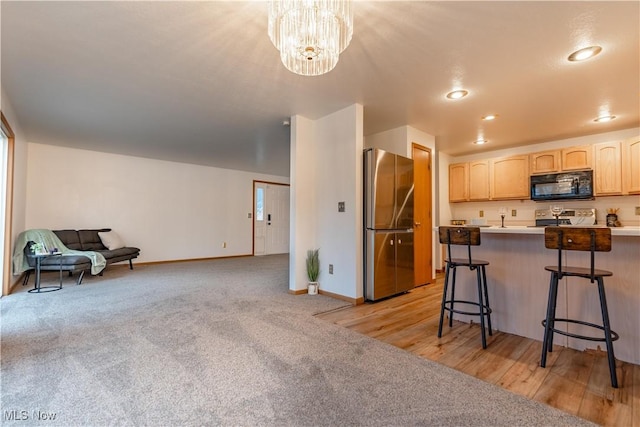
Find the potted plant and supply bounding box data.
[306,248,320,295]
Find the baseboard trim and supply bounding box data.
[318,289,361,305]
[7,273,26,296]
[288,287,361,305]
[134,254,253,266]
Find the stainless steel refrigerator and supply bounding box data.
[364,148,415,301]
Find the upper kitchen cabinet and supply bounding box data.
[468,160,490,200]
[530,150,561,174]
[531,145,593,174]
[490,155,530,200]
[594,141,622,196]
[449,162,469,202]
[622,136,640,194]
[561,145,592,170]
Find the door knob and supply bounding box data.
[414,222,421,227]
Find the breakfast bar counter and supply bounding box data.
[436,225,640,364]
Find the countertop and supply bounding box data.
[436,225,640,237]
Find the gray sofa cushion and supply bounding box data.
[54,229,83,250]
[96,247,140,265]
[39,255,92,267]
[78,229,110,251]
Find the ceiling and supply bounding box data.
[2,1,638,177]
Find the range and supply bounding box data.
[534,208,597,227]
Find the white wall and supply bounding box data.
[25,143,288,264]
[289,104,363,299]
[289,115,317,291]
[365,126,407,155]
[314,104,363,299]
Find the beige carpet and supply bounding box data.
[1,255,592,426]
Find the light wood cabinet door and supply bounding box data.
[490,155,530,200]
[562,145,592,170]
[468,160,490,200]
[623,137,640,194]
[594,141,622,195]
[449,162,468,202]
[530,150,560,174]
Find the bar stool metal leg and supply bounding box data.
[475,266,487,349]
[481,265,493,336]
[547,273,560,353]
[438,263,452,338]
[449,267,457,327]
[541,272,559,367]
[597,277,618,388]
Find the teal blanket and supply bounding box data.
[12,229,106,275]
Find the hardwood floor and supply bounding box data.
[316,275,639,426]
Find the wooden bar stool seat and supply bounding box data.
[438,226,493,349]
[540,226,619,388]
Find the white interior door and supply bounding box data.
[254,182,290,255]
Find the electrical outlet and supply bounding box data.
[636,206,640,215]
[329,264,334,274]
[338,202,345,212]
[511,209,517,217]
[479,210,484,218]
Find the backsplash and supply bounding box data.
[448,195,640,227]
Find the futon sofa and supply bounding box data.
[23,228,140,285]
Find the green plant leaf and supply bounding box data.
[306,248,320,282]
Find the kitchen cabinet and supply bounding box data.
[532,146,592,174]
[594,141,622,195]
[623,137,640,194]
[490,155,530,200]
[468,160,490,200]
[561,145,592,170]
[449,162,469,202]
[530,150,560,174]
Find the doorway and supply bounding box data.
[253,181,290,256]
[412,143,433,286]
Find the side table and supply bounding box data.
[28,252,63,293]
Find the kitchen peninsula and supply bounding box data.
[437,226,640,364]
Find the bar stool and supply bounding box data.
[540,226,619,388]
[438,226,493,349]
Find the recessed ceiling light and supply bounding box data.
[482,114,498,121]
[568,46,602,62]
[446,89,469,100]
[594,115,616,123]
[473,139,487,145]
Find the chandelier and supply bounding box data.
[268,0,353,76]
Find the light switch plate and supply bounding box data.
[338,202,345,212]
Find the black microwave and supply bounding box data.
[530,170,594,201]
